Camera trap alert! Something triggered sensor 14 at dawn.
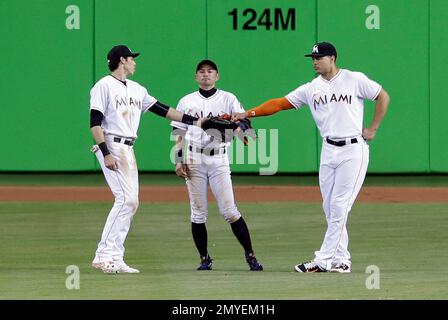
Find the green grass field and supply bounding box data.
[0,201,447,299]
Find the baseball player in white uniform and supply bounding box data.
[170,60,263,271]
[89,45,202,274]
[233,42,390,273]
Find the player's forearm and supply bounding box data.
[246,97,294,118]
[90,125,112,157]
[175,135,184,149]
[174,135,185,164]
[368,89,390,131]
[149,101,199,125]
[166,108,199,125]
[166,108,184,122]
[90,126,106,144]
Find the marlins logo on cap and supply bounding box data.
[305,42,337,58]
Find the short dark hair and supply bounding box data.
[196,59,218,72]
[108,60,120,72]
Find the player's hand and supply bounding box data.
[175,163,189,179]
[104,154,118,171]
[362,127,377,141]
[196,117,207,128]
[231,112,248,121]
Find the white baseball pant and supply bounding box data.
[314,137,369,270]
[185,149,241,224]
[92,134,139,264]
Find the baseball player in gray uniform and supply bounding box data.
[171,60,263,271]
[90,45,202,274]
[233,42,390,273]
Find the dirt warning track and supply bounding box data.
[1,185,447,202]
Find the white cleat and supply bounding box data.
[329,263,351,273]
[116,263,140,274]
[101,261,120,274]
[100,261,140,274]
[92,261,140,274]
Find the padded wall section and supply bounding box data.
[429,0,448,172]
[317,0,429,173]
[94,0,206,171]
[0,1,94,170]
[207,0,318,173]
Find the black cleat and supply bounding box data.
[245,253,263,271]
[294,260,326,273]
[197,254,213,271]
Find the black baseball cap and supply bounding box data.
[196,59,218,72]
[107,45,140,63]
[304,42,337,58]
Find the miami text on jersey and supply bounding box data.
[313,93,352,110]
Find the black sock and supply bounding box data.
[191,222,208,257]
[230,217,254,255]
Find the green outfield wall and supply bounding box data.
[1,0,446,173]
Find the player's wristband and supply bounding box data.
[175,149,183,164]
[181,114,199,125]
[98,142,110,157]
[247,110,255,118]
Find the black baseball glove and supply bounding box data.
[201,114,256,145]
[201,116,238,131]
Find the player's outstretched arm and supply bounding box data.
[166,108,205,126]
[362,88,390,141]
[232,97,294,120]
[148,101,202,126]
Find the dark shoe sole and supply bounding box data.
[294,265,326,273]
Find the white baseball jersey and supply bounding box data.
[171,88,244,225]
[90,75,157,139]
[286,69,381,138]
[171,89,245,148]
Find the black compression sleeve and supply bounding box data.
[148,101,169,117]
[90,109,104,128]
[181,114,199,125]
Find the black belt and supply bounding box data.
[189,145,226,156]
[326,137,358,147]
[114,137,134,146]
